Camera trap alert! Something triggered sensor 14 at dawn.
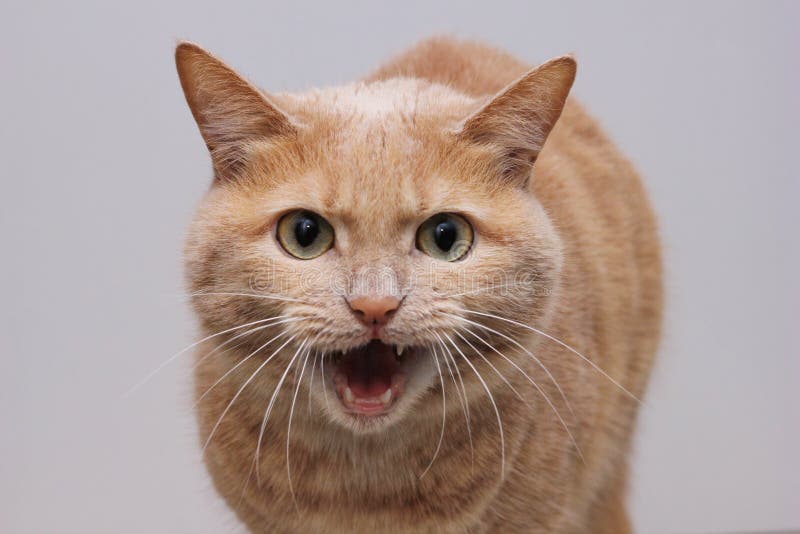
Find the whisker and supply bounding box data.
[192,324,276,371]
[442,332,527,406]
[320,351,330,410]
[201,333,298,454]
[286,345,312,514]
[192,330,292,410]
[124,316,279,397]
[255,337,308,486]
[445,333,506,480]
[432,337,473,468]
[307,349,318,415]
[456,328,585,464]
[291,348,303,383]
[235,457,256,516]
[446,313,576,418]
[193,316,299,369]
[189,290,304,303]
[419,346,447,479]
[461,309,641,404]
[441,281,524,298]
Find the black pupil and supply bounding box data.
[294,214,319,247]
[434,219,457,251]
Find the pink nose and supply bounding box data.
[348,295,401,328]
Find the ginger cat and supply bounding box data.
[176,37,662,533]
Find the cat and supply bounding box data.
[176,36,662,533]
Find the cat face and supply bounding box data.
[179,44,574,433]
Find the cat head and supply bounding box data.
[177,43,575,433]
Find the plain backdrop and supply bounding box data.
[1,1,798,533]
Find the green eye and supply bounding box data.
[416,213,473,261]
[277,210,334,259]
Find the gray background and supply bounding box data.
[1,1,798,532]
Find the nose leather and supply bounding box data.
[348,295,401,328]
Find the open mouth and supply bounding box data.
[330,340,416,417]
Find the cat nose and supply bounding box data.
[347,295,401,329]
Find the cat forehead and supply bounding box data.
[279,79,475,123]
[253,80,484,221]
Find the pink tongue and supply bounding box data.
[349,375,390,398]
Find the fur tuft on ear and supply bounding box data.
[175,42,296,180]
[456,55,576,184]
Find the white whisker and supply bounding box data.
[235,456,256,515]
[192,330,291,409]
[456,328,585,464]
[307,349,318,414]
[419,347,447,479]
[462,309,641,404]
[442,332,526,405]
[189,290,304,303]
[202,333,298,454]
[442,281,525,298]
[445,333,506,480]
[124,316,279,397]
[192,316,298,371]
[286,345,311,514]
[446,313,576,418]
[432,338,473,467]
[255,338,308,486]
[320,351,330,410]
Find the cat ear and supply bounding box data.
[175,42,296,180]
[456,55,576,184]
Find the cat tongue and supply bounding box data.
[343,341,398,398]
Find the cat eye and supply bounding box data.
[415,213,473,262]
[276,210,334,259]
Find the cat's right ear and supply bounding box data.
[175,42,297,180]
[455,55,576,186]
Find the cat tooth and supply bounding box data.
[395,345,404,357]
[344,387,355,403]
[380,389,392,404]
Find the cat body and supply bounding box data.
[178,37,662,533]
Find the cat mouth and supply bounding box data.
[329,340,416,417]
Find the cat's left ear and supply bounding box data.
[456,55,576,185]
